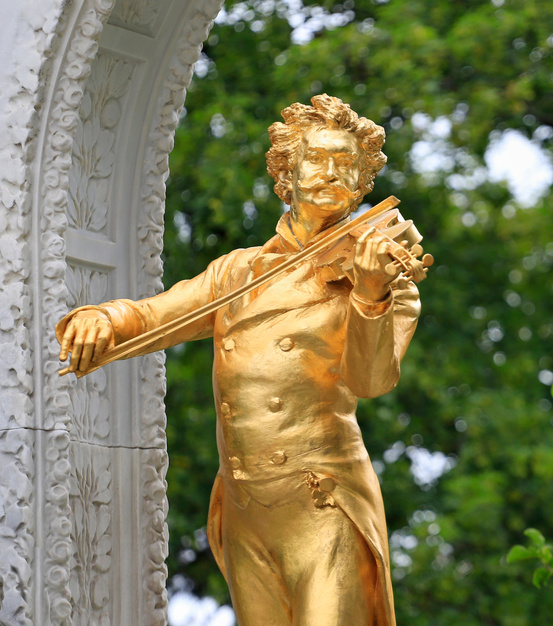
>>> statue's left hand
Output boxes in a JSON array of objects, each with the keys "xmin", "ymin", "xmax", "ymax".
[{"xmin": 352, "ymin": 228, "xmax": 400, "ymax": 302}]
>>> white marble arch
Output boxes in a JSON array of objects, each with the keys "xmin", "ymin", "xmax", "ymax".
[{"xmin": 0, "ymin": 0, "xmax": 223, "ymax": 624}]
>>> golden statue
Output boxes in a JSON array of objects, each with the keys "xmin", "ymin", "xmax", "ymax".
[{"xmin": 57, "ymin": 95, "xmax": 431, "ymax": 626}]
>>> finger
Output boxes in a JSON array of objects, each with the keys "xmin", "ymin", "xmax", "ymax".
[
  {"xmin": 375, "ymin": 240, "xmax": 393, "ymax": 266},
  {"xmin": 69, "ymin": 323, "xmax": 89, "ymax": 372},
  {"xmin": 356, "ymin": 227, "xmax": 376, "ymax": 246},
  {"xmin": 78, "ymin": 324, "xmax": 101, "ymax": 373},
  {"xmin": 59, "ymin": 323, "xmax": 77, "ymax": 362},
  {"xmin": 93, "ymin": 326, "xmax": 113, "ymax": 363},
  {"xmin": 357, "ymin": 238, "xmax": 389, "ymax": 272}
]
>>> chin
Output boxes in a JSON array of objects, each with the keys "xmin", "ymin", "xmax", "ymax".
[{"xmin": 311, "ymin": 200, "xmax": 352, "ymax": 215}]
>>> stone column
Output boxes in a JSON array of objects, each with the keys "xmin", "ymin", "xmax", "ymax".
[{"xmin": 0, "ymin": 0, "xmax": 223, "ymax": 623}]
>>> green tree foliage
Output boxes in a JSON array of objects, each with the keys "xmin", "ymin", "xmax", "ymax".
[
  {"xmin": 507, "ymin": 528, "xmax": 553, "ymax": 589},
  {"xmin": 163, "ymin": 0, "xmax": 553, "ymax": 622}
]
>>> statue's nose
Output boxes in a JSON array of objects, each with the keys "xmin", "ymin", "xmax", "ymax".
[{"xmin": 324, "ymin": 159, "xmax": 339, "ymax": 182}]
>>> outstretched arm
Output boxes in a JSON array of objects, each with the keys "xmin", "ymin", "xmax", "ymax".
[{"xmin": 56, "ymin": 249, "xmax": 245, "ymax": 374}]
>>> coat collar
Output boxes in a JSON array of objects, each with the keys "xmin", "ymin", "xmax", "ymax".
[
  {"xmin": 248, "ymin": 211, "xmax": 352, "ymax": 275},
  {"xmin": 274, "ymin": 211, "xmax": 352, "ymax": 252}
]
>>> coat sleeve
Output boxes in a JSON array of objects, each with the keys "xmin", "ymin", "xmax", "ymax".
[
  {"xmin": 56, "ymin": 249, "xmax": 247, "ymax": 357},
  {"xmin": 340, "ymin": 281, "xmax": 421, "ymax": 399}
]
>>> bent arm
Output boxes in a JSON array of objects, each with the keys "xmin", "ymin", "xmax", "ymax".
[{"xmin": 340, "ymin": 281, "xmax": 421, "ymax": 399}]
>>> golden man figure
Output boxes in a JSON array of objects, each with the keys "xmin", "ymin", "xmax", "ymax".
[{"xmin": 57, "ymin": 95, "xmax": 424, "ymax": 626}]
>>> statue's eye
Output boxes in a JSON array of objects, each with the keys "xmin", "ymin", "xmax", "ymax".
[
  {"xmin": 337, "ymin": 157, "xmax": 355, "ymax": 168},
  {"xmin": 307, "ymin": 153, "xmax": 323, "ymax": 164}
]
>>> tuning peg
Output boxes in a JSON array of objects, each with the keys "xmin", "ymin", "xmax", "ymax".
[
  {"xmin": 385, "ymin": 260, "xmax": 402, "ymax": 276},
  {"xmin": 396, "ymin": 276, "xmax": 409, "ymax": 289},
  {"xmin": 411, "ymin": 243, "xmax": 423, "ymax": 257}
]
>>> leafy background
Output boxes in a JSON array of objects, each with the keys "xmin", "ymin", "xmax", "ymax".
[{"xmin": 162, "ymin": 0, "xmax": 553, "ymax": 623}]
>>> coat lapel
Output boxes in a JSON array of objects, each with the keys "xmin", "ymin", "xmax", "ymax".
[{"xmin": 226, "ymin": 260, "xmax": 334, "ymax": 332}]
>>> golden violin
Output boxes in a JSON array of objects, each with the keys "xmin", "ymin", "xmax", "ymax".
[{"xmin": 316, "ymin": 201, "xmax": 434, "ymax": 288}]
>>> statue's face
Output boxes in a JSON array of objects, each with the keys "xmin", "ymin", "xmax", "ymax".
[{"xmin": 291, "ymin": 127, "xmax": 361, "ymax": 223}]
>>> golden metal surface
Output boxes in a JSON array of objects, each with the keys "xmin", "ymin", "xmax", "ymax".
[{"xmin": 56, "ymin": 95, "xmax": 427, "ymax": 625}]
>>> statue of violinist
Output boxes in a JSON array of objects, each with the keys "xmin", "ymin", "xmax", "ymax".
[{"xmin": 57, "ymin": 95, "xmax": 431, "ymax": 626}]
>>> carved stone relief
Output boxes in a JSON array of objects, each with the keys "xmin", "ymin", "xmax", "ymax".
[
  {"xmin": 140, "ymin": 447, "xmax": 169, "ymax": 626},
  {"xmin": 137, "ymin": 0, "xmax": 226, "ymax": 447},
  {"xmin": 66, "ymin": 263, "xmax": 109, "ymax": 309},
  {"xmin": 68, "ymin": 52, "xmax": 135, "ymax": 237},
  {"xmin": 0, "ymin": 428, "xmax": 35, "ymax": 626},
  {"xmin": 43, "ymin": 429, "xmax": 74, "ymax": 626},
  {"xmin": 65, "ymin": 264, "xmax": 111, "ymax": 445},
  {"xmin": 109, "ymin": 0, "xmax": 171, "ymax": 35},
  {"xmin": 69, "ymin": 442, "xmax": 113, "ymax": 625},
  {"xmin": 39, "ymin": 2, "xmax": 118, "ymax": 623}
]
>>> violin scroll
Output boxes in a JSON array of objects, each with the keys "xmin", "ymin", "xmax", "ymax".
[{"xmin": 385, "ymin": 240, "xmax": 434, "ymax": 289}]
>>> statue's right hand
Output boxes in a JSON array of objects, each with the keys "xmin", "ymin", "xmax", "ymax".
[{"xmin": 58, "ymin": 310, "xmax": 115, "ymax": 373}]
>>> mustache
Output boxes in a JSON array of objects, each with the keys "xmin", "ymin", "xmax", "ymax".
[{"xmin": 297, "ymin": 178, "xmax": 361, "ymax": 200}]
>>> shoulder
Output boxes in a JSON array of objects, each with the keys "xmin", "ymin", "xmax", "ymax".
[
  {"xmin": 206, "ymin": 246, "xmax": 262, "ymax": 293},
  {"xmin": 209, "ymin": 245, "xmax": 262, "ymax": 273}
]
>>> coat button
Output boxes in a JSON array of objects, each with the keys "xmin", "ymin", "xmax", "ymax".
[
  {"xmin": 319, "ymin": 477, "xmax": 336, "ymax": 492},
  {"xmin": 278, "ymin": 337, "xmax": 294, "ymax": 352},
  {"xmin": 229, "ymin": 456, "xmax": 241, "ymax": 469},
  {"xmin": 220, "ymin": 402, "xmax": 231, "ymax": 417},
  {"xmin": 223, "ymin": 338, "xmax": 235, "ymax": 351},
  {"xmin": 270, "ymin": 451, "xmax": 287, "ymax": 465},
  {"xmin": 268, "ymin": 397, "xmax": 282, "ymax": 412}
]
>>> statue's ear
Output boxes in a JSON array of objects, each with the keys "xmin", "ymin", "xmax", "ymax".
[{"xmin": 277, "ymin": 169, "xmax": 292, "ymax": 193}]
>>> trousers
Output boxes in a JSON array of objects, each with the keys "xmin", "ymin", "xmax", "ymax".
[{"xmin": 221, "ymin": 472, "xmax": 378, "ymax": 626}]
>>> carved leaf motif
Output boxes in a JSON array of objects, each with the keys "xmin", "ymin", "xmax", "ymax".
[
  {"xmin": 70, "ymin": 372, "xmax": 110, "ymax": 445},
  {"xmin": 110, "ymin": 0, "xmax": 167, "ymax": 30},
  {"xmin": 65, "ymin": 264, "xmax": 111, "ymax": 445},
  {"xmin": 68, "ymin": 53, "xmax": 134, "ymax": 234},
  {"xmin": 95, "ymin": 470, "xmax": 111, "ymax": 499},
  {"xmin": 66, "ymin": 265, "xmax": 109, "ymax": 309},
  {"xmin": 96, "ymin": 511, "xmax": 111, "ymax": 543},
  {"xmin": 91, "ymin": 577, "xmax": 110, "ymax": 610},
  {"xmin": 69, "ymin": 444, "xmax": 112, "ymax": 621}
]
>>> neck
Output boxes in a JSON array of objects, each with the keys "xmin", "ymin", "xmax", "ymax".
[{"xmin": 290, "ymin": 204, "xmax": 351, "ymax": 247}]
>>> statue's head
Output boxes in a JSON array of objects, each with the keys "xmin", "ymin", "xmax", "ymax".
[{"xmin": 266, "ymin": 94, "xmax": 387, "ymax": 215}]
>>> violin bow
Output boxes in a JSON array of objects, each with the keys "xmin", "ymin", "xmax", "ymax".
[{"xmin": 59, "ymin": 195, "xmax": 405, "ymax": 378}]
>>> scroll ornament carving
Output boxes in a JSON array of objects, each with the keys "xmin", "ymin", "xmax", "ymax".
[
  {"xmin": 0, "ymin": 0, "xmax": 65, "ymax": 445},
  {"xmin": 0, "ymin": 0, "xmax": 72, "ymax": 622},
  {"xmin": 0, "ymin": 430, "xmax": 35, "ymax": 626},
  {"xmin": 39, "ymin": 1, "xmax": 117, "ymax": 623},
  {"xmin": 141, "ymin": 448, "xmax": 169, "ymax": 626},
  {"xmin": 43, "ymin": 430, "xmax": 73, "ymax": 626},
  {"xmin": 68, "ymin": 52, "xmax": 135, "ymax": 235},
  {"xmin": 69, "ymin": 444, "xmax": 113, "ymax": 624}
]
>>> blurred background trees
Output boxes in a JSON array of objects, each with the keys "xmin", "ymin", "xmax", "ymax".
[{"xmin": 162, "ymin": 0, "xmax": 553, "ymax": 623}]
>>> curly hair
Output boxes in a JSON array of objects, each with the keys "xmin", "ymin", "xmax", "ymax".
[{"xmin": 266, "ymin": 94, "xmax": 387, "ymax": 206}]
